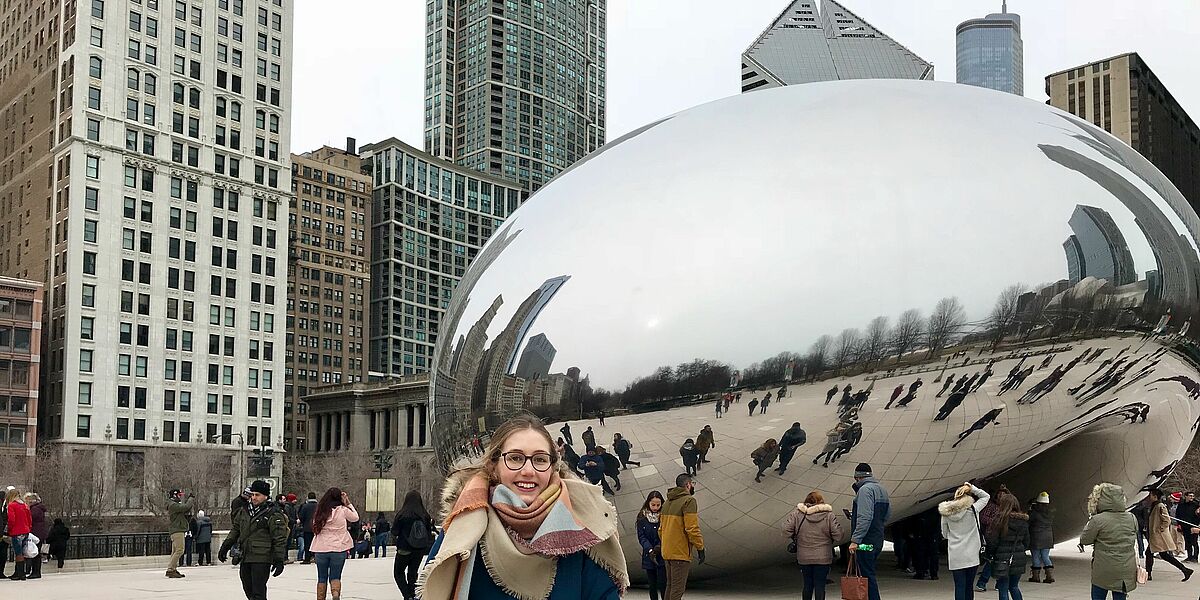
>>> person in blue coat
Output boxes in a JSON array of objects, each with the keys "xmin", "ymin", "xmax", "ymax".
[
  {"xmin": 636, "ymin": 491, "xmax": 668, "ymax": 600},
  {"xmin": 420, "ymin": 415, "xmax": 629, "ymax": 600}
]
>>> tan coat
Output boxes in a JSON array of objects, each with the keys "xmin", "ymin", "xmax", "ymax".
[
  {"xmin": 783, "ymin": 503, "xmax": 843, "ymax": 565},
  {"xmin": 1148, "ymin": 501, "xmax": 1177, "ymax": 553}
]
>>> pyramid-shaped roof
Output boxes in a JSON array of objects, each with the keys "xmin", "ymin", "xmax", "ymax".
[{"xmin": 743, "ymin": 0, "xmax": 933, "ymax": 88}]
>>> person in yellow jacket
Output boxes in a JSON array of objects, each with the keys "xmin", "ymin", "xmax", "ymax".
[{"xmin": 660, "ymin": 474, "xmax": 705, "ymax": 600}]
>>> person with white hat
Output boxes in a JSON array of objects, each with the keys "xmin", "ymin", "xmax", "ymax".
[{"xmin": 1028, "ymin": 492, "xmax": 1056, "ymax": 583}]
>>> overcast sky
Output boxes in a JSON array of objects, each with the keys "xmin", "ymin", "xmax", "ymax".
[{"xmin": 292, "ymin": 0, "xmax": 1200, "ymax": 154}]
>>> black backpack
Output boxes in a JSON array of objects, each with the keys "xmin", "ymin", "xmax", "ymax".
[{"xmin": 406, "ymin": 519, "xmax": 433, "ymax": 549}]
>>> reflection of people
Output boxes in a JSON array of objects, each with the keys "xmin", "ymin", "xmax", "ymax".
[
  {"xmin": 760, "ymin": 393, "xmax": 772, "ymax": 414},
  {"xmin": 747, "ymin": 398, "xmax": 759, "ymax": 416},
  {"xmin": 597, "ymin": 446, "xmax": 622, "ymax": 492},
  {"xmin": 895, "ymin": 379, "xmax": 923, "ymax": 408},
  {"xmin": 420, "ymin": 416, "xmax": 628, "ymax": 599},
  {"xmin": 558, "ymin": 438, "xmax": 582, "ymax": 475},
  {"xmin": 830, "ymin": 423, "xmax": 862, "ymax": 463},
  {"xmin": 679, "ymin": 439, "xmax": 699, "ymax": 477},
  {"xmin": 1080, "ymin": 483, "xmax": 1139, "ymax": 600},
  {"xmin": 751, "ymin": 439, "xmax": 779, "ymax": 483},
  {"xmin": 695, "ymin": 426, "xmax": 715, "ymax": 466},
  {"xmin": 784, "ymin": 491, "xmax": 843, "ymax": 600},
  {"xmin": 849, "ymin": 464, "xmax": 890, "ymax": 600},
  {"xmin": 933, "ymin": 390, "xmax": 968, "ymax": 421},
  {"xmin": 598, "ymin": 410, "xmax": 606, "ymax": 426},
  {"xmin": 582, "ymin": 426, "xmax": 596, "ymax": 451},
  {"xmin": 826, "ymin": 385, "xmax": 839, "ymax": 405},
  {"xmin": 714, "ymin": 397, "xmax": 723, "ymax": 418},
  {"xmin": 613, "ymin": 434, "xmax": 640, "ymax": 469},
  {"xmin": 888, "ymin": 384, "xmax": 905, "ymax": 407},
  {"xmin": 661, "ymin": 474, "xmax": 704, "ymax": 600},
  {"xmin": 935, "ymin": 376, "xmax": 955, "ymax": 398},
  {"xmin": 580, "ymin": 449, "xmax": 613, "ymax": 495},
  {"xmin": 775, "ymin": 423, "xmax": 807, "ymax": 475},
  {"xmin": 559, "ymin": 423, "xmax": 573, "ymax": 446},
  {"xmin": 952, "ymin": 406, "xmax": 1004, "ymax": 448},
  {"xmin": 813, "ymin": 425, "xmax": 845, "ymax": 468}
]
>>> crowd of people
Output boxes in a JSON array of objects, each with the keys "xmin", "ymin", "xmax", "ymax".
[{"xmin": 0, "ymin": 486, "xmax": 69, "ymax": 580}]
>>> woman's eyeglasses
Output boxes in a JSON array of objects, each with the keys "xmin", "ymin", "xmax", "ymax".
[{"xmin": 501, "ymin": 451, "xmax": 553, "ymax": 472}]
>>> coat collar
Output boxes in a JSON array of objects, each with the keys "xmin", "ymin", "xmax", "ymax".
[
  {"xmin": 797, "ymin": 503, "xmax": 833, "ymax": 515},
  {"xmin": 938, "ymin": 495, "xmax": 975, "ymax": 517}
]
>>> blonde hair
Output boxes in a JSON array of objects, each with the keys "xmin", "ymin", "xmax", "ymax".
[
  {"xmin": 23, "ymin": 492, "xmax": 39, "ymax": 504},
  {"xmin": 954, "ymin": 484, "xmax": 973, "ymax": 500},
  {"xmin": 4, "ymin": 489, "xmax": 22, "ymax": 504}
]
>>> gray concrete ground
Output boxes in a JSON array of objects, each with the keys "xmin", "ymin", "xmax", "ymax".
[{"xmin": 12, "ymin": 544, "xmax": 1199, "ymax": 599}]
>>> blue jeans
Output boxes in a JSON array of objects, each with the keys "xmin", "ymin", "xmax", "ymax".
[
  {"xmin": 996, "ymin": 576, "xmax": 1023, "ymax": 600},
  {"xmin": 952, "ymin": 566, "xmax": 978, "ymax": 600},
  {"xmin": 296, "ymin": 532, "xmax": 306, "ymax": 561},
  {"xmin": 1091, "ymin": 584, "xmax": 1127, "ymax": 600},
  {"xmin": 855, "ymin": 547, "xmax": 882, "ymax": 600},
  {"xmin": 799, "ymin": 563, "xmax": 831, "ymax": 600},
  {"xmin": 374, "ymin": 532, "xmax": 389, "ymax": 557},
  {"xmin": 314, "ymin": 551, "xmax": 347, "ymax": 583},
  {"xmin": 1030, "ymin": 548, "xmax": 1051, "ymax": 568},
  {"xmin": 976, "ymin": 561, "xmax": 992, "ymax": 587}
]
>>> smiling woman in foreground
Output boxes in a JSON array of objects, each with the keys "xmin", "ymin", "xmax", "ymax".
[{"xmin": 418, "ymin": 414, "xmax": 629, "ymax": 600}]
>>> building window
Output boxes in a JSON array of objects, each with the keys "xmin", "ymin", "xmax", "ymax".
[
  {"xmin": 77, "ymin": 415, "xmax": 91, "ymax": 438},
  {"xmin": 78, "ymin": 382, "xmax": 93, "ymax": 405}
]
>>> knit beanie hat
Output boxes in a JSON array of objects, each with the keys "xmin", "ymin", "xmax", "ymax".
[
  {"xmin": 1037, "ymin": 492, "xmax": 1050, "ymax": 504},
  {"xmin": 854, "ymin": 463, "xmax": 872, "ymax": 478}
]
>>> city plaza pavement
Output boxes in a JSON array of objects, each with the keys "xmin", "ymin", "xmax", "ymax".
[{"xmin": 17, "ymin": 543, "xmax": 1200, "ymax": 599}]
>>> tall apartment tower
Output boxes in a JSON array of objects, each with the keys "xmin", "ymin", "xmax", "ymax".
[
  {"xmin": 1046, "ymin": 53, "xmax": 1200, "ymax": 217},
  {"xmin": 0, "ymin": 278, "xmax": 44, "ymax": 475},
  {"xmin": 285, "ymin": 143, "xmax": 371, "ymax": 451},
  {"xmin": 741, "ymin": 0, "xmax": 933, "ymax": 93},
  {"xmin": 955, "ymin": 2, "xmax": 1023, "ymax": 95},
  {"xmin": 423, "ymin": 0, "xmax": 607, "ymax": 192},
  {"xmin": 360, "ymin": 138, "xmax": 525, "ymax": 377},
  {"xmin": 1, "ymin": 0, "xmax": 293, "ymax": 502}
]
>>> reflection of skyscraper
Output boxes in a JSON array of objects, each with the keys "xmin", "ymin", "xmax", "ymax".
[
  {"xmin": 740, "ymin": 0, "xmax": 933, "ymax": 93},
  {"xmin": 1064, "ymin": 205, "xmax": 1135, "ymax": 285},
  {"xmin": 515, "ymin": 334, "xmax": 557, "ymax": 380},
  {"xmin": 955, "ymin": 3, "xmax": 1023, "ymax": 95},
  {"xmin": 506, "ymin": 276, "xmax": 571, "ymax": 373}
]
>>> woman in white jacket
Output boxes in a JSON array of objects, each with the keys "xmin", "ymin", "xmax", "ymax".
[{"xmin": 940, "ymin": 482, "xmax": 991, "ymax": 600}]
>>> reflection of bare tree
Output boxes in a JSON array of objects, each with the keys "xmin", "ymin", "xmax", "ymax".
[
  {"xmin": 833, "ymin": 328, "xmax": 862, "ymax": 374},
  {"xmin": 807, "ymin": 334, "xmax": 833, "ymax": 376},
  {"xmin": 860, "ymin": 316, "xmax": 891, "ymax": 369},
  {"xmin": 926, "ymin": 297, "xmax": 967, "ymax": 357},
  {"xmin": 891, "ymin": 309, "xmax": 925, "ymax": 360},
  {"xmin": 988, "ymin": 284, "xmax": 1028, "ymax": 350}
]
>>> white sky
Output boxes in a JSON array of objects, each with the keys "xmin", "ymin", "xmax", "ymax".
[{"xmin": 292, "ymin": 0, "xmax": 1200, "ymax": 154}]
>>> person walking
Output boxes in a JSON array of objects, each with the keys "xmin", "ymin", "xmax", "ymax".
[
  {"xmin": 166, "ymin": 488, "xmax": 196, "ymax": 578},
  {"xmin": 661, "ymin": 474, "xmax": 705, "ymax": 600},
  {"xmin": 984, "ymin": 494, "xmax": 1030, "ymax": 600},
  {"xmin": 751, "ymin": 439, "xmax": 780, "ymax": 483},
  {"xmin": 636, "ymin": 491, "xmax": 668, "ymax": 600},
  {"xmin": 558, "ymin": 438, "xmax": 583, "ymax": 476},
  {"xmin": 813, "ymin": 424, "xmax": 846, "ymax": 468},
  {"xmin": 614, "ymin": 433, "xmax": 641, "ymax": 469},
  {"xmin": 679, "ymin": 439, "xmax": 700, "ymax": 477},
  {"xmin": 1028, "ymin": 492, "xmax": 1055, "ymax": 583},
  {"xmin": 391, "ymin": 490, "xmax": 435, "ymax": 600},
  {"xmin": 195, "ymin": 510, "xmax": 214, "ymax": 566},
  {"xmin": 25, "ymin": 492, "xmax": 46, "ymax": 579},
  {"xmin": 888, "ymin": 384, "xmax": 905, "ymax": 408},
  {"xmin": 308, "ymin": 488, "xmax": 359, "ymax": 599},
  {"xmin": 826, "ymin": 385, "xmax": 839, "ymax": 405},
  {"xmin": 373, "ymin": 513, "xmax": 391, "ymax": 558},
  {"xmin": 46, "ymin": 518, "xmax": 70, "ymax": 569},
  {"xmin": 784, "ymin": 491, "xmax": 843, "ymax": 600},
  {"xmin": 747, "ymin": 398, "xmax": 760, "ymax": 416},
  {"xmin": 420, "ymin": 415, "xmax": 628, "ymax": 600},
  {"xmin": 598, "ymin": 446, "xmax": 623, "ymax": 492},
  {"xmin": 714, "ymin": 397, "xmax": 723, "ymax": 419},
  {"xmin": 581, "ymin": 447, "xmax": 614, "ymax": 495},
  {"xmin": 940, "ymin": 482, "xmax": 991, "ymax": 600},
  {"xmin": 218, "ymin": 479, "xmax": 290, "ymax": 600},
  {"xmin": 1146, "ymin": 487, "xmax": 1194, "ymax": 581},
  {"xmin": 695, "ymin": 426, "xmax": 715, "ymax": 467},
  {"xmin": 1080, "ymin": 482, "xmax": 1139, "ymax": 600},
  {"xmin": 775, "ymin": 422, "xmax": 807, "ymax": 475},
  {"xmin": 760, "ymin": 393, "xmax": 772, "ymax": 414},
  {"xmin": 582, "ymin": 426, "xmax": 597, "ymax": 452},
  {"xmin": 559, "ymin": 422, "xmax": 573, "ymax": 446},
  {"xmin": 849, "ymin": 463, "xmax": 890, "ymax": 600},
  {"xmin": 5, "ymin": 488, "xmax": 31, "ymax": 581},
  {"xmin": 937, "ymin": 374, "xmax": 957, "ymax": 397},
  {"xmin": 298, "ymin": 491, "xmax": 319, "ymax": 564}
]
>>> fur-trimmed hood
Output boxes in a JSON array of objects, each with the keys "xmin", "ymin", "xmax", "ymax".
[
  {"xmin": 939, "ymin": 495, "xmax": 976, "ymax": 517},
  {"xmin": 796, "ymin": 503, "xmax": 833, "ymax": 515}
]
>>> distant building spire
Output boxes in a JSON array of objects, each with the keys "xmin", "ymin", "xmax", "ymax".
[{"xmin": 1002, "ymin": 1, "xmax": 1007, "ymax": 13}]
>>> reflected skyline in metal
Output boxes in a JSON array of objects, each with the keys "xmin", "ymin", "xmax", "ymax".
[{"xmin": 429, "ymin": 80, "xmax": 1200, "ymax": 578}]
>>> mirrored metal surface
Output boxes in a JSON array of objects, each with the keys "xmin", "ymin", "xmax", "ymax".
[{"xmin": 430, "ymin": 80, "xmax": 1200, "ymax": 579}]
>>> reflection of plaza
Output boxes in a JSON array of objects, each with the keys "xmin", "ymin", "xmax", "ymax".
[{"xmin": 545, "ymin": 336, "xmax": 1197, "ymax": 580}]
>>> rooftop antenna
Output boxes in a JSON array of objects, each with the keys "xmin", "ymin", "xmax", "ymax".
[{"xmin": 1002, "ymin": 1, "xmax": 1007, "ymax": 12}]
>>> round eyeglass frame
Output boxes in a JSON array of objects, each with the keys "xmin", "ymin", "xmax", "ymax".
[{"xmin": 500, "ymin": 451, "xmax": 554, "ymax": 472}]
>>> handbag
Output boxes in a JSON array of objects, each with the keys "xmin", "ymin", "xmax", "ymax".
[
  {"xmin": 1136, "ymin": 557, "xmax": 1149, "ymax": 584},
  {"xmin": 840, "ymin": 553, "xmax": 869, "ymax": 600},
  {"xmin": 787, "ymin": 513, "xmax": 806, "ymax": 554}
]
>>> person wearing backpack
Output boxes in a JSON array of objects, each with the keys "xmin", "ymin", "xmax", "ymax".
[{"xmin": 392, "ymin": 490, "xmax": 435, "ymax": 600}]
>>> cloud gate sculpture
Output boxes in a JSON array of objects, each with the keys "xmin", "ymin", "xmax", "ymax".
[{"xmin": 428, "ymin": 80, "xmax": 1200, "ymax": 579}]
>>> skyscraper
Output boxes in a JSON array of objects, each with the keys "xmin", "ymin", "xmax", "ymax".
[
  {"xmin": 1063, "ymin": 205, "xmax": 1136, "ymax": 285},
  {"xmin": 1046, "ymin": 53, "xmax": 1200, "ymax": 218},
  {"xmin": 360, "ymin": 138, "xmax": 526, "ymax": 378},
  {"xmin": 424, "ymin": 0, "xmax": 607, "ymax": 192},
  {"xmin": 956, "ymin": 2, "xmax": 1023, "ymax": 95},
  {"xmin": 740, "ymin": 0, "xmax": 933, "ymax": 93},
  {"xmin": 0, "ymin": 0, "xmax": 292, "ymax": 497}
]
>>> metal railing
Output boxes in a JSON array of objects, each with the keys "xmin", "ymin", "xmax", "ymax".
[{"xmin": 64, "ymin": 532, "xmax": 173, "ymax": 560}]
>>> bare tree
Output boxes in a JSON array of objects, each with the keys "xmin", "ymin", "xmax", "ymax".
[
  {"xmin": 860, "ymin": 316, "xmax": 891, "ymax": 368},
  {"xmin": 32, "ymin": 445, "xmax": 112, "ymax": 532},
  {"xmin": 833, "ymin": 328, "xmax": 862, "ymax": 373},
  {"xmin": 926, "ymin": 296, "xmax": 967, "ymax": 357},
  {"xmin": 890, "ymin": 309, "xmax": 925, "ymax": 360},
  {"xmin": 283, "ymin": 450, "xmax": 443, "ymax": 518},
  {"xmin": 143, "ymin": 447, "xmax": 237, "ymax": 528},
  {"xmin": 988, "ymin": 284, "xmax": 1028, "ymax": 350}
]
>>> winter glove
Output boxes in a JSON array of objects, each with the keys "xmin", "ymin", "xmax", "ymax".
[
  {"xmin": 272, "ymin": 562, "xmax": 285, "ymax": 577},
  {"xmin": 218, "ymin": 549, "xmax": 229, "ymax": 563},
  {"xmin": 652, "ymin": 545, "xmax": 661, "ymax": 557},
  {"xmin": 697, "ymin": 549, "xmax": 706, "ymax": 564}
]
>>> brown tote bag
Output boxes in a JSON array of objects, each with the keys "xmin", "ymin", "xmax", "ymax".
[{"xmin": 841, "ymin": 553, "xmax": 869, "ymax": 600}]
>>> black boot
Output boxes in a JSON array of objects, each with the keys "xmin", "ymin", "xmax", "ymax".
[{"xmin": 27, "ymin": 558, "xmax": 40, "ymax": 579}]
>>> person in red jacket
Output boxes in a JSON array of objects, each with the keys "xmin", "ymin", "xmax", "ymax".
[{"xmin": 6, "ymin": 488, "xmax": 32, "ymax": 581}]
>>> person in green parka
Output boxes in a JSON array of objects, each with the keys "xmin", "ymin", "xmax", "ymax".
[{"xmin": 1080, "ymin": 483, "xmax": 1138, "ymax": 600}]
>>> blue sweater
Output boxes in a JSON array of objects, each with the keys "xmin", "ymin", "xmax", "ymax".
[{"xmin": 426, "ymin": 533, "xmax": 620, "ymax": 600}]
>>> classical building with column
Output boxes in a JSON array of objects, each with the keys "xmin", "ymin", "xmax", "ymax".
[{"xmin": 303, "ymin": 375, "xmax": 430, "ymax": 453}]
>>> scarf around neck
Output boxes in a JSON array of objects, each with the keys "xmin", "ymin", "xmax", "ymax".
[{"xmin": 641, "ymin": 510, "xmax": 660, "ymax": 524}]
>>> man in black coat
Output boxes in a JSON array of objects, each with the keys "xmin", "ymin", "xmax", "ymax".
[
  {"xmin": 296, "ymin": 492, "xmax": 318, "ymax": 564},
  {"xmin": 597, "ymin": 446, "xmax": 622, "ymax": 491},
  {"xmin": 774, "ymin": 422, "xmax": 807, "ymax": 475},
  {"xmin": 1179, "ymin": 492, "xmax": 1200, "ymax": 561}
]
